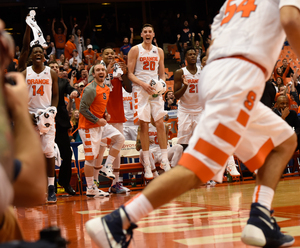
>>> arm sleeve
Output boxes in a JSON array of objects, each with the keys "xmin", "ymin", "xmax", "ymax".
[
  {"xmin": 280, "ymin": 0, "xmax": 300, "ymax": 9},
  {"xmin": 79, "ymin": 85, "xmax": 99, "ymax": 124}
]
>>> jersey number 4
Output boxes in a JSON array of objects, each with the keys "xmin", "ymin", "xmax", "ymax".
[
  {"xmin": 221, "ymin": 0, "xmax": 257, "ymax": 26},
  {"xmin": 32, "ymin": 85, "xmax": 44, "ymax": 96}
]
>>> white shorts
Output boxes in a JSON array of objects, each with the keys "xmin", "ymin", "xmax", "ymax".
[
  {"xmin": 132, "ymin": 84, "xmax": 167, "ymax": 124},
  {"xmin": 79, "ymin": 124, "xmax": 121, "ymax": 161},
  {"xmin": 123, "ymin": 123, "xmax": 138, "ymax": 141},
  {"xmin": 38, "ymin": 124, "xmax": 55, "ymax": 158},
  {"xmin": 177, "ymin": 111, "xmax": 201, "ymax": 144},
  {"xmin": 178, "ymin": 58, "xmax": 294, "ymax": 183}
]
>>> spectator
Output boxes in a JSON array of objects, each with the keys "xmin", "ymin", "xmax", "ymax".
[
  {"xmin": 260, "ymin": 79, "xmax": 277, "ymax": 108},
  {"xmin": 72, "ymin": 23, "xmax": 86, "ymax": 60},
  {"xmin": 15, "ymin": 45, "xmax": 20, "ymax": 59},
  {"xmin": 274, "ymin": 59, "xmax": 292, "ymax": 84},
  {"xmin": 83, "ymin": 44, "xmax": 95, "ymax": 65},
  {"xmin": 179, "ymin": 20, "xmax": 192, "ymax": 43},
  {"xmin": 57, "ymin": 53, "xmax": 65, "ymax": 68},
  {"xmin": 176, "ymin": 34, "xmax": 189, "ymax": 65},
  {"xmin": 273, "ymin": 95, "xmax": 300, "ymax": 150},
  {"xmin": 77, "ymin": 69, "xmax": 88, "ymax": 85},
  {"xmin": 64, "ymin": 35, "xmax": 77, "ymax": 60},
  {"xmin": 69, "ymin": 49, "xmax": 82, "ymax": 67},
  {"xmin": 164, "ymin": 91, "xmax": 178, "ymax": 110},
  {"xmin": 281, "ymin": 58, "xmax": 294, "ymax": 78},
  {"xmin": 52, "ymin": 18, "xmax": 67, "ymax": 59},
  {"xmin": 69, "ymin": 109, "xmax": 81, "ymax": 142},
  {"xmin": 49, "ymin": 61, "xmax": 78, "ymax": 196},
  {"xmin": 192, "ymin": 32, "xmax": 203, "ymax": 53},
  {"xmin": 44, "ymin": 35, "xmax": 52, "ymax": 55},
  {"xmin": 120, "ymin": 28, "xmax": 133, "ymax": 60}
]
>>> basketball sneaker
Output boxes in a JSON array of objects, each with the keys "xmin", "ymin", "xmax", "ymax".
[
  {"xmin": 85, "ymin": 205, "xmax": 137, "ymax": 248},
  {"xmin": 241, "ymin": 203, "xmax": 294, "ymax": 247},
  {"xmin": 47, "ymin": 185, "xmax": 57, "ymax": 203},
  {"xmin": 118, "ymin": 183, "xmax": 131, "ymax": 192},
  {"xmin": 226, "ymin": 163, "xmax": 240, "ymax": 176},
  {"xmin": 160, "ymin": 161, "xmax": 171, "ymax": 172},
  {"xmin": 100, "ymin": 164, "xmax": 115, "ymax": 179},
  {"xmin": 144, "ymin": 165, "xmax": 153, "ymax": 180},
  {"xmin": 110, "ymin": 182, "xmax": 127, "ymax": 194},
  {"xmin": 86, "ymin": 184, "xmax": 109, "ymax": 198}
]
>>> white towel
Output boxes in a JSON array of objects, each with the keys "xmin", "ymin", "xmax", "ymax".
[
  {"xmin": 54, "ymin": 143, "xmax": 61, "ymax": 167},
  {"xmin": 100, "ymin": 60, "xmax": 123, "ymax": 91},
  {"xmin": 35, "ymin": 106, "xmax": 57, "ymax": 135},
  {"xmin": 26, "ymin": 10, "xmax": 47, "ymax": 48}
]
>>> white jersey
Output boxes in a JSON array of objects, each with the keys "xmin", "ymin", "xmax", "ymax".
[
  {"xmin": 26, "ymin": 66, "xmax": 52, "ymax": 113},
  {"xmin": 178, "ymin": 66, "xmax": 202, "ymax": 113},
  {"xmin": 208, "ymin": 0, "xmax": 296, "ymax": 80},
  {"xmin": 134, "ymin": 44, "xmax": 160, "ymax": 84},
  {"xmin": 122, "ymin": 88, "xmax": 134, "ymax": 123}
]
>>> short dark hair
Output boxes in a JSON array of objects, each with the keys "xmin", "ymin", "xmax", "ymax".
[
  {"xmin": 29, "ymin": 44, "xmax": 44, "ymax": 56},
  {"xmin": 102, "ymin": 46, "xmax": 114, "ymax": 53},
  {"xmin": 200, "ymin": 52, "xmax": 206, "ymax": 62},
  {"xmin": 164, "ymin": 90, "xmax": 173, "ymax": 100},
  {"xmin": 142, "ymin": 24, "xmax": 154, "ymax": 32},
  {"xmin": 277, "ymin": 77, "xmax": 284, "ymax": 85},
  {"xmin": 184, "ymin": 46, "xmax": 196, "ymax": 58},
  {"xmin": 69, "ymin": 34, "xmax": 74, "ymax": 40}
]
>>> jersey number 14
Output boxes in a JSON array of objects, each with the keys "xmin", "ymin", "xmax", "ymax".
[
  {"xmin": 32, "ymin": 85, "xmax": 44, "ymax": 96},
  {"xmin": 221, "ymin": 0, "xmax": 257, "ymax": 26}
]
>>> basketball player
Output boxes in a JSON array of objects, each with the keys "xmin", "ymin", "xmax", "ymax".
[
  {"xmin": 127, "ymin": 24, "xmax": 171, "ymax": 180},
  {"xmin": 78, "ymin": 63, "xmax": 125, "ymax": 197},
  {"xmin": 122, "ymin": 88, "xmax": 138, "ymax": 141},
  {"xmin": 137, "ymin": 118, "xmax": 183, "ymax": 176},
  {"xmin": 174, "ymin": 47, "xmax": 202, "ymax": 151},
  {"xmin": 86, "ymin": 1, "xmax": 300, "ymax": 247},
  {"xmin": 22, "ymin": 44, "xmax": 59, "ymax": 203}
]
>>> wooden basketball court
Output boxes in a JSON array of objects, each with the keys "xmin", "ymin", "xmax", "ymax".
[{"xmin": 15, "ymin": 177, "xmax": 300, "ymax": 248}]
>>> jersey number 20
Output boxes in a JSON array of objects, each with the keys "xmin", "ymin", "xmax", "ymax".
[{"xmin": 221, "ymin": 0, "xmax": 257, "ymax": 26}]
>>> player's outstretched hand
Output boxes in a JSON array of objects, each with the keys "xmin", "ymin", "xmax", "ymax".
[
  {"xmin": 182, "ymin": 75, "xmax": 188, "ymax": 86},
  {"xmin": 104, "ymin": 113, "xmax": 111, "ymax": 122}
]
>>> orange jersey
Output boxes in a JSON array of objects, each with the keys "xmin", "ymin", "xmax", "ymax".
[
  {"xmin": 83, "ymin": 50, "xmax": 95, "ymax": 64},
  {"xmin": 79, "ymin": 81, "xmax": 110, "ymax": 129},
  {"xmin": 54, "ymin": 34, "xmax": 66, "ymax": 49},
  {"xmin": 64, "ymin": 41, "xmax": 77, "ymax": 60}
]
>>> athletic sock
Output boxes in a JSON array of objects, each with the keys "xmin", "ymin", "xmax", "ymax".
[
  {"xmin": 161, "ymin": 149, "xmax": 168, "ymax": 163},
  {"xmin": 86, "ymin": 177, "xmax": 94, "ymax": 189},
  {"xmin": 48, "ymin": 177, "xmax": 55, "ymax": 186},
  {"xmin": 93, "ymin": 168, "xmax": 100, "ymax": 182},
  {"xmin": 124, "ymin": 193, "xmax": 154, "ymax": 223},
  {"xmin": 252, "ymin": 185, "xmax": 274, "ymax": 210},
  {"xmin": 143, "ymin": 151, "xmax": 151, "ymax": 166},
  {"xmin": 105, "ymin": 155, "xmax": 115, "ymax": 166},
  {"xmin": 153, "ymin": 171, "xmax": 159, "ymax": 178},
  {"xmin": 112, "ymin": 171, "xmax": 120, "ymax": 185}
]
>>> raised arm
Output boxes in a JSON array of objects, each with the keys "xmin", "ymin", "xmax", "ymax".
[
  {"xmin": 52, "ymin": 18, "xmax": 56, "ymax": 37},
  {"xmin": 61, "ymin": 18, "xmax": 67, "ymax": 36},
  {"xmin": 130, "ymin": 27, "xmax": 134, "ymax": 44},
  {"xmin": 17, "ymin": 23, "xmax": 31, "ymax": 72}
]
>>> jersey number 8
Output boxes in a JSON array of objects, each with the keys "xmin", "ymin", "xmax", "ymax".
[{"xmin": 221, "ymin": 0, "xmax": 257, "ymax": 26}]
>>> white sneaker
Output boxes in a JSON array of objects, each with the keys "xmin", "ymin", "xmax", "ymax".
[
  {"xmin": 160, "ymin": 161, "xmax": 171, "ymax": 172},
  {"xmin": 86, "ymin": 184, "xmax": 109, "ymax": 197},
  {"xmin": 100, "ymin": 164, "xmax": 115, "ymax": 179},
  {"xmin": 144, "ymin": 165, "xmax": 153, "ymax": 180},
  {"xmin": 227, "ymin": 164, "xmax": 240, "ymax": 176},
  {"xmin": 206, "ymin": 180, "xmax": 216, "ymax": 187}
]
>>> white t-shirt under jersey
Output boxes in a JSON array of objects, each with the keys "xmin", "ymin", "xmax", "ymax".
[
  {"xmin": 178, "ymin": 66, "xmax": 202, "ymax": 114},
  {"xmin": 26, "ymin": 66, "xmax": 52, "ymax": 114},
  {"xmin": 134, "ymin": 44, "xmax": 160, "ymax": 84}
]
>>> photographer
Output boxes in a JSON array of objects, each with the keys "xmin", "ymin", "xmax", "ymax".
[{"xmin": 0, "ymin": 20, "xmax": 46, "ymax": 242}]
